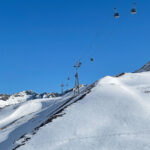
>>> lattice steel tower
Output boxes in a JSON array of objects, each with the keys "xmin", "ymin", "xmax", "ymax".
[{"xmin": 74, "ymin": 61, "xmax": 82, "ymax": 95}]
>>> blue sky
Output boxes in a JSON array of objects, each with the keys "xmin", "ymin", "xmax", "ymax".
[{"xmin": 0, "ymin": 0, "xmax": 149, "ymax": 94}]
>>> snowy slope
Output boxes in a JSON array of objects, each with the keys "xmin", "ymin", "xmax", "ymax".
[
  {"xmin": 17, "ymin": 71, "xmax": 150, "ymax": 150},
  {"xmin": 0, "ymin": 65, "xmax": 150, "ymax": 150},
  {"xmin": 0, "ymin": 85, "xmax": 93, "ymax": 150}
]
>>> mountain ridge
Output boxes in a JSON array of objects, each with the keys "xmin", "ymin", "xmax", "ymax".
[{"xmin": 134, "ymin": 61, "xmax": 150, "ymax": 73}]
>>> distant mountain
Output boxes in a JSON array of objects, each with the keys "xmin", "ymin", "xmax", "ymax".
[
  {"xmin": 134, "ymin": 61, "xmax": 150, "ymax": 73},
  {"xmin": 0, "ymin": 90, "xmax": 60, "ymax": 108},
  {"xmin": 0, "ymin": 90, "xmax": 60, "ymax": 101},
  {"xmin": 0, "ymin": 94, "xmax": 10, "ymax": 101}
]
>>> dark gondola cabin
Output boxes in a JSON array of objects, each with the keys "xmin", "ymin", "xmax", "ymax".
[
  {"xmin": 131, "ymin": 2, "xmax": 137, "ymax": 15},
  {"xmin": 114, "ymin": 8, "xmax": 120, "ymax": 19},
  {"xmin": 131, "ymin": 8, "xmax": 136, "ymax": 14},
  {"xmin": 114, "ymin": 12, "xmax": 120, "ymax": 18},
  {"xmin": 90, "ymin": 58, "xmax": 94, "ymax": 62}
]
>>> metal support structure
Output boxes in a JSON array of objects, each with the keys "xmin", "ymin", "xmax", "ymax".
[
  {"xmin": 66, "ymin": 77, "xmax": 70, "ymax": 90},
  {"xmin": 74, "ymin": 61, "xmax": 82, "ymax": 95},
  {"xmin": 60, "ymin": 83, "xmax": 64, "ymax": 95}
]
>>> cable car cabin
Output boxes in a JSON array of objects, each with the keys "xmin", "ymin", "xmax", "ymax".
[
  {"xmin": 90, "ymin": 58, "xmax": 94, "ymax": 62},
  {"xmin": 131, "ymin": 8, "xmax": 136, "ymax": 14},
  {"xmin": 114, "ymin": 12, "xmax": 120, "ymax": 19},
  {"xmin": 114, "ymin": 8, "xmax": 120, "ymax": 19},
  {"xmin": 131, "ymin": 2, "xmax": 136, "ymax": 15}
]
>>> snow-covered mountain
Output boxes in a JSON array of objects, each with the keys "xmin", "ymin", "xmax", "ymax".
[
  {"xmin": 0, "ymin": 62, "xmax": 150, "ymax": 150},
  {"xmin": 0, "ymin": 90, "xmax": 60, "ymax": 108},
  {"xmin": 135, "ymin": 61, "xmax": 150, "ymax": 73}
]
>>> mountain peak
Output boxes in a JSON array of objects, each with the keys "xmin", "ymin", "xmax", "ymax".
[
  {"xmin": 0, "ymin": 90, "xmax": 60, "ymax": 107},
  {"xmin": 135, "ymin": 61, "xmax": 150, "ymax": 73}
]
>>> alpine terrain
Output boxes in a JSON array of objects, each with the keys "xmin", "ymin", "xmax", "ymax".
[{"xmin": 0, "ymin": 62, "xmax": 150, "ymax": 150}]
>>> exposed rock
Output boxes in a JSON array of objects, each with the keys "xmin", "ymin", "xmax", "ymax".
[{"xmin": 135, "ymin": 61, "xmax": 150, "ymax": 73}]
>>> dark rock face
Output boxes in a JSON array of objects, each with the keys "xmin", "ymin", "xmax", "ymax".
[
  {"xmin": 135, "ymin": 61, "xmax": 150, "ymax": 73},
  {"xmin": 115, "ymin": 72, "xmax": 125, "ymax": 77},
  {"xmin": 0, "ymin": 94, "xmax": 10, "ymax": 101}
]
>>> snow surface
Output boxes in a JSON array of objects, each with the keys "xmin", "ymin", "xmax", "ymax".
[
  {"xmin": 0, "ymin": 90, "xmax": 59, "ymax": 108},
  {"xmin": 0, "ymin": 91, "xmax": 38, "ymax": 108},
  {"xmin": 1, "ymin": 71, "xmax": 150, "ymax": 150},
  {"xmin": 0, "ymin": 86, "xmax": 89, "ymax": 150},
  {"xmin": 17, "ymin": 71, "xmax": 150, "ymax": 150}
]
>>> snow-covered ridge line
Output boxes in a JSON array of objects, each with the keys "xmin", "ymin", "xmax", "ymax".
[
  {"xmin": 134, "ymin": 61, "xmax": 150, "ymax": 73},
  {"xmin": 0, "ymin": 90, "xmax": 62, "ymax": 108},
  {"xmin": 0, "ymin": 85, "xmax": 87, "ymax": 108},
  {"xmin": 0, "ymin": 90, "xmax": 60, "ymax": 101}
]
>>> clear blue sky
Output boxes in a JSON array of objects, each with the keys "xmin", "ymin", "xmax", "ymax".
[{"xmin": 0, "ymin": 0, "xmax": 149, "ymax": 94}]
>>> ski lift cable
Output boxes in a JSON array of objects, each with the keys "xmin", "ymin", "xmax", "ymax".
[
  {"xmin": 70, "ymin": 0, "xmax": 136, "ymax": 88},
  {"xmin": 94, "ymin": 3, "xmax": 137, "ymax": 77},
  {"xmin": 78, "ymin": 16, "xmax": 113, "ymax": 62},
  {"xmin": 63, "ymin": 0, "xmax": 123, "ymax": 86},
  {"xmin": 59, "ymin": 0, "xmax": 137, "ymax": 91},
  {"xmin": 77, "ymin": 0, "xmax": 123, "ymax": 63},
  {"xmin": 80, "ymin": 19, "xmax": 114, "ymax": 63},
  {"xmin": 78, "ymin": 16, "xmax": 119, "ymax": 64},
  {"xmin": 65, "ymin": 3, "xmax": 121, "ymax": 85},
  {"xmin": 64, "ymin": 19, "xmax": 120, "ymax": 89},
  {"xmin": 78, "ymin": 18, "xmax": 120, "ymax": 77}
]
